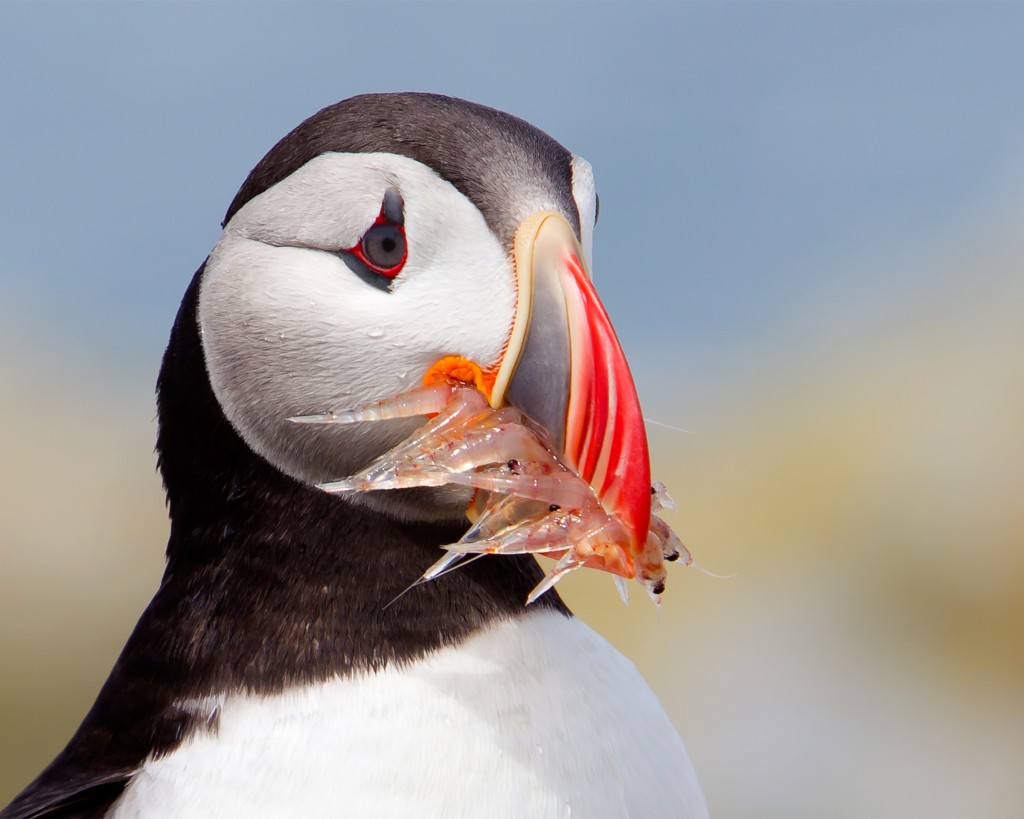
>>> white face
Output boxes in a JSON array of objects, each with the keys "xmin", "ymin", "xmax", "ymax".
[{"xmin": 199, "ymin": 152, "xmax": 516, "ymax": 518}]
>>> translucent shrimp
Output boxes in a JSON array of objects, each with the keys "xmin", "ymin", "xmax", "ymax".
[
  {"xmin": 317, "ymin": 390, "xmax": 494, "ymax": 492},
  {"xmin": 442, "ymin": 466, "xmax": 596, "ymax": 511},
  {"xmin": 293, "ymin": 382, "xmax": 692, "ymax": 604},
  {"xmin": 288, "ymin": 382, "xmax": 458, "ymax": 425},
  {"xmin": 651, "ymin": 479, "xmax": 677, "ymax": 512}
]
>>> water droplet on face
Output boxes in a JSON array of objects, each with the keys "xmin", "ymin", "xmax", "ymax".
[
  {"xmin": 367, "ymin": 327, "xmax": 385, "ymax": 339},
  {"xmin": 392, "ymin": 339, "xmax": 405, "ymax": 348},
  {"xmin": 535, "ymin": 744, "xmax": 544, "ymax": 756},
  {"xmin": 277, "ymin": 331, "xmax": 286, "ymax": 340}
]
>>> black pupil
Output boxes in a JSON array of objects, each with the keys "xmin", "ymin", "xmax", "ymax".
[{"xmin": 362, "ymin": 223, "xmax": 405, "ymax": 270}]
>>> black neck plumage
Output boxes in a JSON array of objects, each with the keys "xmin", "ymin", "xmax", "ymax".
[
  {"xmin": 154, "ymin": 263, "xmax": 569, "ymax": 693},
  {"xmin": 2, "ymin": 263, "xmax": 567, "ymax": 819}
]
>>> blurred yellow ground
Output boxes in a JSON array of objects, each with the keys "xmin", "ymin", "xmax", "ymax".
[{"xmin": 1, "ymin": 217, "xmax": 1022, "ymax": 816}]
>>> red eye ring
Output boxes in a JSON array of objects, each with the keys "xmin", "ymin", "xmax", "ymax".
[{"xmin": 344, "ymin": 193, "xmax": 407, "ymax": 279}]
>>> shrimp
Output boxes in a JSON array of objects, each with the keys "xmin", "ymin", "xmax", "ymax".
[{"xmin": 294, "ymin": 383, "xmax": 692, "ymax": 604}]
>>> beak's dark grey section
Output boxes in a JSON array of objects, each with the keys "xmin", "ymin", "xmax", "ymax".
[
  {"xmin": 505, "ymin": 259, "xmax": 572, "ymax": 455},
  {"xmin": 222, "ymin": 93, "xmax": 580, "ymax": 249}
]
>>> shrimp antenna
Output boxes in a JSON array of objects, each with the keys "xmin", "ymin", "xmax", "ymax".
[{"xmin": 381, "ymin": 552, "xmax": 490, "ymax": 611}]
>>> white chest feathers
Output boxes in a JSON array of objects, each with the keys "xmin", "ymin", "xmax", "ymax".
[{"xmin": 110, "ymin": 610, "xmax": 708, "ymax": 818}]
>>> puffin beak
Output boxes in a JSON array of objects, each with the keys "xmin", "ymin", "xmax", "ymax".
[{"xmin": 489, "ymin": 211, "xmax": 652, "ymax": 554}]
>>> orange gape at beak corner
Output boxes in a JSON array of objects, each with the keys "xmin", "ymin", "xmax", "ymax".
[{"xmin": 303, "ymin": 211, "xmax": 687, "ymax": 602}]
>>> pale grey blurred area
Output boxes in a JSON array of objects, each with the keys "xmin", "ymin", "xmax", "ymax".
[{"xmin": 2, "ymin": 3, "xmax": 1024, "ymax": 816}]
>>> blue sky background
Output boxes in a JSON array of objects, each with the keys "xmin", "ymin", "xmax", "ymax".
[
  {"xmin": 4, "ymin": 2, "xmax": 1023, "ymax": 395},
  {"xmin": 3, "ymin": 3, "xmax": 1024, "ymax": 816}
]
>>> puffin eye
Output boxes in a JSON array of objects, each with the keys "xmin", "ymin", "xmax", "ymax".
[
  {"xmin": 343, "ymin": 188, "xmax": 408, "ymax": 283},
  {"xmin": 361, "ymin": 222, "xmax": 406, "ymax": 275}
]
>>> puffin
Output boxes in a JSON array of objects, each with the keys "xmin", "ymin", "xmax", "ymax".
[{"xmin": 2, "ymin": 93, "xmax": 708, "ymax": 819}]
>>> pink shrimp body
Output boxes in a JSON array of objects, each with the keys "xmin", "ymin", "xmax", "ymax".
[{"xmin": 296, "ymin": 383, "xmax": 690, "ymax": 603}]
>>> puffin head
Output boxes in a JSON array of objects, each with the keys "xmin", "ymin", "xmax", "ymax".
[{"xmin": 176, "ymin": 92, "xmax": 649, "ymax": 558}]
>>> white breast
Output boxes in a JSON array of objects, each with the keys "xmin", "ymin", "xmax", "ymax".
[{"xmin": 110, "ymin": 610, "xmax": 707, "ymax": 818}]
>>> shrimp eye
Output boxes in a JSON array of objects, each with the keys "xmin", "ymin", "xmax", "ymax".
[{"xmin": 361, "ymin": 222, "xmax": 406, "ymax": 276}]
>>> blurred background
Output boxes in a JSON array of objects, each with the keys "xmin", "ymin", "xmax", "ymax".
[{"xmin": 2, "ymin": 3, "xmax": 1023, "ymax": 816}]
